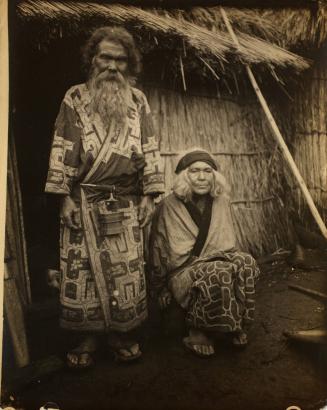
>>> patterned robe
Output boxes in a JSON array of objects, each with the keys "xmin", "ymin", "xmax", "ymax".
[
  {"xmin": 45, "ymin": 83, "xmax": 165, "ymax": 332},
  {"xmin": 150, "ymin": 194, "xmax": 260, "ymax": 332}
]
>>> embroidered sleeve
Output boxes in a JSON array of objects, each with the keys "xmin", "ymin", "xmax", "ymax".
[
  {"xmin": 139, "ymin": 94, "xmax": 165, "ymax": 196},
  {"xmin": 45, "ymin": 90, "xmax": 82, "ymax": 195}
]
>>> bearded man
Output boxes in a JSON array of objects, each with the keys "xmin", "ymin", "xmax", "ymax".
[
  {"xmin": 150, "ymin": 149, "xmax": 259, "ymax": 357},
  {"xmin": 45, "ymin": 26, "xmax": 164, "ymax": 367}
]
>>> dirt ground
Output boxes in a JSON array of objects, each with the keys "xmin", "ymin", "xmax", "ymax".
[{"xmin": 3, "ymin": 250, "xmax": 327, "ymax": 410}]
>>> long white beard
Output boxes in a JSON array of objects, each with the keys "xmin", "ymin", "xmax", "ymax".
[{"xmin": 88, "ymin": 68, "xmax": 131, "ymax": 126}]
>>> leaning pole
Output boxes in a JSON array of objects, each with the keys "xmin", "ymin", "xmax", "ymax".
[{"xmin": 220, "ymin": 6, "xmax": 327, "ymax": 240}]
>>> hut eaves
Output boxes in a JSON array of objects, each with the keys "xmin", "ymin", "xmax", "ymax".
[
  {"xmin": 181, "ymin": 6, "xmax": 327, "ymax": 49},
  {"xmin": 17, "ymin": 0, "xmax": 312, "ymax": 71}
]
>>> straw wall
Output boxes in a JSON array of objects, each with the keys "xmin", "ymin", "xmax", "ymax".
[
  {"xmin": 144, "ymin": 86, "xmax": 292, "ymax": 256},
  {"xmin": 286, "ymin": 61, "xmax": 327, "ymax": 230}
]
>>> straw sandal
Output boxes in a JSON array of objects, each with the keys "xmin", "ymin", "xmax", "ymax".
[{"xmin": 108, "ymin": 334, "xmax": 142, "ymax": 362}]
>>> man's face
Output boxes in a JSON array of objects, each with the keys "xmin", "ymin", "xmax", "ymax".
[
  {"xmin": 187, "ymin": 161, "xmax": 214, "ymax": 195},
  {"xmin": 92, "ymin": 39, "xmax": 128, "ymax": 80},
  {"xmin": 88, "ymin": 39, "xmax": 131, "ymax": 125}
]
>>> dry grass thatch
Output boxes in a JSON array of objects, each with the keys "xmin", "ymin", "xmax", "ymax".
[
  {"xmin": 177, "ymin": 6, "xmax": 327, "ymax": 49},
  {"xmin": 17, "ymin": 0, "xmax": 312, "ymax": 72}
]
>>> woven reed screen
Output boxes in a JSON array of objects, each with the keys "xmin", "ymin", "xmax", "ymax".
[{"xmin": 287, "ymin": 62, "xmax": 327, "ymax": 231}]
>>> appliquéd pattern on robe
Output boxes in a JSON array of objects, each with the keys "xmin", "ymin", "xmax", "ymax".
[
  {"xmin": 59, "ymin": 199, "xmax": 147, "ymax": 332},
  {"xmin": 45, "ymin": 83, "xmax": 165, "ymax": 196},
  {"xmin": 45, "ymin": 93, "xmax": 82, "ymax": 194},
  {"xmin": 135, "ymin": 88, "xmax": 165, "ymax": 195}
]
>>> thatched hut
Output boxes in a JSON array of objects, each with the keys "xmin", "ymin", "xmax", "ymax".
[{"xmin": 8, "ymin": 0, "xmax": 327, "ymax": 313}]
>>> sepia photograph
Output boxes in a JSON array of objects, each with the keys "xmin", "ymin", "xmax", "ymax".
[{"xmin": 2, "ymin": 0, "xmax": 327, "ymax": 409}]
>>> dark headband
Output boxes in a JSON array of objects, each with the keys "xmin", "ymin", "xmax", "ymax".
[{"xmin": 175, "ymin": 150, "xmax": 218, "ymax": 174}]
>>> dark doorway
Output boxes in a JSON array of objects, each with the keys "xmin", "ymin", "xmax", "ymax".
[{"xmin": 9, "ymin": 8, "xmax": 87, "ymax": 302}]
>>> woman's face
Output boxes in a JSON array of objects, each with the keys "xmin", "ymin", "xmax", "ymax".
[{"xmin": 187, "ymin": 161, "xmax": 214, "ymax": 195}]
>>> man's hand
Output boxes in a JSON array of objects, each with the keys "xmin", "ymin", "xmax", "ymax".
[
  {"xmin": 158, "ymin": 288, "xmax": 172, "ymax": 310},
  {"xmin": 131, "ymin": 145, "xmax": 146, "ymax": 171},
  {"xmin": 138, "ymin": 195, "xmax": 155, "ymax": 228},
  {"xmin": 61, "ymin": 195, "xmax": 80, "ymax": 230}
]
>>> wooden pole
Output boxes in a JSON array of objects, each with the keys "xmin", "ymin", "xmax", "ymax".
[
  {"xmin": 179, "ymin": 55, "xmax": 187, "ymax": 92},
  {"xmin": 284, "ymin": 329, "xmax": 327, "ymax": 344},
  {"xmin": 220, "ymin": 6, "xmax": 327, "ymax": 240},
  {"xmin": 0, "ymin": 0, "xmax": 9, "ymax": 388},
  {"xmin": 288, "ymin": 283, "xmax": 327, "ymax": 300}
]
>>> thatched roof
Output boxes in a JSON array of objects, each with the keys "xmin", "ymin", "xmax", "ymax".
[
  {"xmin": 16, "ymin": 0, "xmax": 315, "ymax": 73},
  {"xmin": 179, "ymin": 6, "xmax": 327, "ymax": 49},
  {"xmin": 23, "ymin": 0, "xmax": 319, "ymax": 7}
]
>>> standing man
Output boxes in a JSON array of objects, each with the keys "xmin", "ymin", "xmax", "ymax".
[{"xmin": 45, "ymin": 26, "xmax": 164, "ymax": 367}]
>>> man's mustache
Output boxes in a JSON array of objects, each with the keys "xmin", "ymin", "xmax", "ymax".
[{"xmin": 94, "ymin": 69, "xmax": 126, "ymax": 87}]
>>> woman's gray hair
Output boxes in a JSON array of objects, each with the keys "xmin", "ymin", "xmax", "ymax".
[{"xmin": 172, "ymin": 167, "xmax": 230, "ymax": 202}]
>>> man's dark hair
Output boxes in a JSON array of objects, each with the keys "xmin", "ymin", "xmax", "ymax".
[{"xmin": 82, "ymin": 26, "xmax": 142, "ymax": 77}]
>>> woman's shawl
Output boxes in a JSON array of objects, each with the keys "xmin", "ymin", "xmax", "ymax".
[{"xmin": 149, "ymin": 193, "xmax": 237, "ymax": 296}]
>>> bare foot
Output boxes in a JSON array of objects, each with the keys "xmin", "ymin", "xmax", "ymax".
[{"xmin": 183, "ymin": 328, "xmax": 215, "ymax": 357}]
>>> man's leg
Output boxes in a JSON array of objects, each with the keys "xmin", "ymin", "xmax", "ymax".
[
  {"xmin": 105, "ymin": 199, "xmax": 148, "ymax": 362},
  {"xmin": 60, "ymin": 221, "xmax": 104, "ymax": 368}
]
